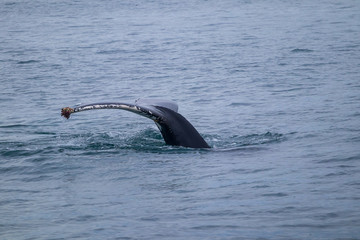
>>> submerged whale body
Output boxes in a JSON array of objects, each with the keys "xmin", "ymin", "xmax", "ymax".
[{"xmin": 61, "ymin": 99, "xmax": 210, "ymax": 148}]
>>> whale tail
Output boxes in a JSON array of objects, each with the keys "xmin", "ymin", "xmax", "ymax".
[{"xmin": 61, "ymin": 99, "xmax": 210, "ymax": 148}]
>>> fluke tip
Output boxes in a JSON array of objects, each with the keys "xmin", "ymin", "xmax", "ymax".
[{"xmin": 61, "ymin": 107, "xmax": 74, "ymax": 119}]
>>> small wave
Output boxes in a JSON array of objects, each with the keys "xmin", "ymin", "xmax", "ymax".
[
  {"xmin": 317, "ymin": 154, "xmax": 360, "ymax": 164},
  {"xmin": 228, "ymin": 102, "xmax": 254, "ymax": 106},
  {"xmin": 291, "ymin": 48, "xmax": 314, "ymax": 53},
  {"xmin": 17, "ymin": 60, "xmax": 40, "ymax": 64},
  {"xmin": 0, "ymin": 149, "xmax": 43, "ymax": 157},
  {"xmin": 96, "ymin": 49, "xmax": 128, "ymax": 55},
  {"xmin": 5, "ymin": 2, "xmax": 17, "ymax": 5},
  {"xmin": 0, "ymin": 165, "xmax": 30, "ymax": 174},
  {"xmin": 0, "ymin": 124, "xmax": 32, "ymax": 129},
  {"xmin": 262, "ymin": 192, "xmax": 288, "ymax": 197}
]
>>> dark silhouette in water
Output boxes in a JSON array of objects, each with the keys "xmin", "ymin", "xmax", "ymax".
[{"xmin": 61, "ymin": 99, "xmax": 210, "ymax": 148}]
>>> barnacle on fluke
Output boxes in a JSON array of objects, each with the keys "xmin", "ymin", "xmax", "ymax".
[{"xmin": 61, "ymin": 107, "xmax": 74, "ymax": 119}]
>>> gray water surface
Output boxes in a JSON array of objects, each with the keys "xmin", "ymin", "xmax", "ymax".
[{"xmin": 1, "ymin": 0, "xmax": 360, "ymax": 239}]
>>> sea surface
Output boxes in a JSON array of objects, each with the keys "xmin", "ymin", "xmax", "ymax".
[{"xmin": 1, "ymin": 0, "xmax": 360, "ymax": 239}]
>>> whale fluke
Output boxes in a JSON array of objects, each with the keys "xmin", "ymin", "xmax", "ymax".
[{"xmin": 61, "ymin": 99, "xmax": 210, "ymax": 148}]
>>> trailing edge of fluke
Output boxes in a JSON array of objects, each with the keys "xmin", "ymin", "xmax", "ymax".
[{"xmin": 61, "ymin": 99, "xmax": 210, "ymax": 148}]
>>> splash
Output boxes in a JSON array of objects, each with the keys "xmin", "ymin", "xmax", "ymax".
[{"xmin": 207, "ymin": 132, "xmax": 286, "ymax": 151}]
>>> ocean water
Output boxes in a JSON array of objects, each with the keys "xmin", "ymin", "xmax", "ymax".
[{"xmin": 1, "ymin": 0, "xmax": 360, "ymax": 239}]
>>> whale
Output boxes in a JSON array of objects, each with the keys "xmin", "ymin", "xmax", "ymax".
[{"xmin": 61, "ymin": 99, "xmax": 210, "ymax": 148}]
